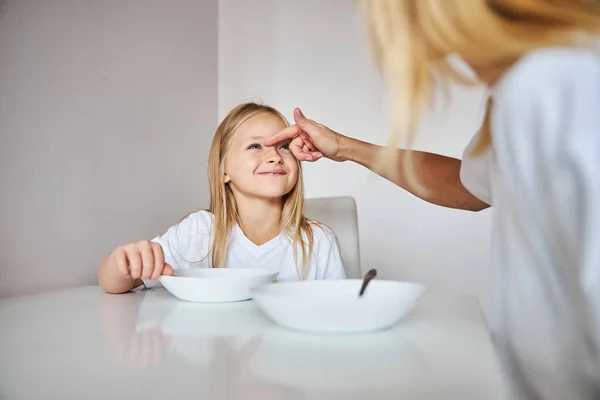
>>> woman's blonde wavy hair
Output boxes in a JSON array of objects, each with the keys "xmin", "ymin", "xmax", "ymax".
[
  {"xmin": 202, "ymin": 102, "xmax": 317, "ymax": 278},
  {"xmin": 357, "ymin": 0, "xmax": 600, "ymax": 194}
]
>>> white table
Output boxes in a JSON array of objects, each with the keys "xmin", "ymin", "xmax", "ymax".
[{"xmin": 0, "ymin": 286, "xmax": 510, "ymax": 399}]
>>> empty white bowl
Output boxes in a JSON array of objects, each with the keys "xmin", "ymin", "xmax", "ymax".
[
  {"xmin": 159, "ymin": 268, "xmax": 278, "ymax": 303},
  {"xmin": 252, "ymin": 279, "xmax": 425, "ymax": 333}
]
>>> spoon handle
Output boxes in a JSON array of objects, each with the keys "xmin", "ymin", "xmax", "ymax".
[{"xmin": 359, "ymin": 269, "xmax": 377, "ymax": 297}]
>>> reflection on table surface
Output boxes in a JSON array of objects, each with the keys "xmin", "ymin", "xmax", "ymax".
[{"xmin": 0, "ymin": 286, "xmax": 509, "ymax": 400}]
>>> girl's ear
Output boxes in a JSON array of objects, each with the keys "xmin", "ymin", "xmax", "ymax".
[{"xmin": 223, "ymin": 171, "xmax": 231, "ymax": 183}]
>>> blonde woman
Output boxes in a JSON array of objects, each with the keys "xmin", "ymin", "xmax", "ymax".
[
  {"xmin": 266, "ymin": 1, "xmax": 600, "ymax": 399},
  {"xmin": 99, "ymin": 102, "xmax": 346, "ymax": 294}
]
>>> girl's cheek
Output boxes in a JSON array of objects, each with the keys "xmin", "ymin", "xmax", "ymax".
[
  {"xmin": 239, "ymin": 153, "xmax": 259, "ymax": 162},
  {"xmin": 288, "ymin": 162, "xmax": 300, "ymax": 174},
  {"xmin": 283, "ymin": 153, "xmax": 297, "ymax": 161}
]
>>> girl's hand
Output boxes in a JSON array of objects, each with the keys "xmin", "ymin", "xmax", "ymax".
[{"xmin": 110, "ymin": 241, "xmax": 173, "ymax": 280}]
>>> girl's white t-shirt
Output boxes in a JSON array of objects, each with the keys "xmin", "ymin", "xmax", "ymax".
[
  {"xmin": 143, "ymin": 210, "xmax": 347, "ymax": 288},
  {"xmin": 461, "ymin": 47, "xmax": 600, "ymax": 400}
]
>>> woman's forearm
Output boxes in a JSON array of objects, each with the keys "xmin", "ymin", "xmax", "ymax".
[{"xmin": 339, "ymin": 136, "xmax": 489, "ymax": 211}]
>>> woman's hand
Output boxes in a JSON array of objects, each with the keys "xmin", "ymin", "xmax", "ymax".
[{"xmin": 265, "ymin": 108, "xmax": 347, "ymax": 162}]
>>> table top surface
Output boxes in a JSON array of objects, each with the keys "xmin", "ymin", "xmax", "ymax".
[{"xmin": 0, "ymin": 285, "xmax": 509, "ymax": 400}]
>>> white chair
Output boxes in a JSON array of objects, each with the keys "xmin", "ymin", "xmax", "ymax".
[{"xmin": 305, "ymin": 196, "xmax": 362, "ymax": 279}]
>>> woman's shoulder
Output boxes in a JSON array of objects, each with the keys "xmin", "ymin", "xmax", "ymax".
[{"xmin": 495, "ymin": 47, "xmax": 600, "ymax": 102}]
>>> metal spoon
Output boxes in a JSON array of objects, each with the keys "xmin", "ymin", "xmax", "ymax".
[{"xmin": 358, "ymin": 269, "xmax": 377, "ymax": 297}]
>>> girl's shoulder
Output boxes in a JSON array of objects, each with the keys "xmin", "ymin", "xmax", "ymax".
[
  {"xmin": 307, "ymin": 220, "xmax": 338, "ymax": 245},
  {"xmin": 176, "ymin": 209, "xmax": 215, "ymax": 234}
]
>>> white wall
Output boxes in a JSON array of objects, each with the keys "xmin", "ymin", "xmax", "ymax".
[
  {"xmin": 0, "ymin": 0, "xmax": 494, "ymax": 317},
  {"xmin": 219, "ymin": 0, "xmax": 493, "ymax": 317},
  {"xmin": 0, "ymin": 0, "xmax": 218, "ymax": 297}
]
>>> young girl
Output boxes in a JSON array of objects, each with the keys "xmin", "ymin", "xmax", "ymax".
[{"xmin": 98, "ymin": 102, "xmax": 346, "ymax": 294}]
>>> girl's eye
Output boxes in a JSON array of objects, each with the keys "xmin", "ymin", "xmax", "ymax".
[
  {"xmin": 280, "ymin": 143, "xmax": 290, "ymax": 151},
  {"xmin": 247, "ymin": 143, "xmax": 261, "ymax": 150}
]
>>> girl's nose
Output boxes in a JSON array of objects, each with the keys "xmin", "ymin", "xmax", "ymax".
[
  {"xmin": 266, "ymin": 156, "xmax": 283, "ymax": 164},
  {"xmin": 265, "ymin": 148, "xmax": 283, "ymax": 164}
]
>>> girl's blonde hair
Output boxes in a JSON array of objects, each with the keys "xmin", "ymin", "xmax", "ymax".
[
  {"xmin": 205, "ymin": 102, "xmax": 316, "ymax": 278},
  {"xmin": 357, "ymin": 0, "xmax": 600, "ymax": 194}
]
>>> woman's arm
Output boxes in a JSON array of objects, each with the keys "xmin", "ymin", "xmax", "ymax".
[
  {"xmin": 265, "ymin": 108, "xmax": 489, "ymax": 211},
  {"xmin": 339, "ymin": 136, "xmax": 489, "ymax": 211}
]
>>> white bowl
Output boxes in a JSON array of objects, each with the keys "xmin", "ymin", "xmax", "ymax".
[
  {"xmin": 252, "ymin": 279, "xmax": 425, "ymax": 333},
  {"xmin": 158, "ymin": 268, "xmax": 278, "ymax": 303}
]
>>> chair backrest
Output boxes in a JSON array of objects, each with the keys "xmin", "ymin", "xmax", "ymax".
[{"xmin": 305, "ymin": 196, "xmax": 361, "ymax": 279}]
